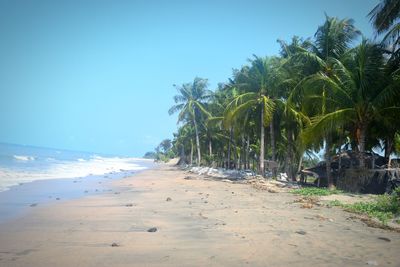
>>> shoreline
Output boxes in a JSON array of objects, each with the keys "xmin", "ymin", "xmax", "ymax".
[
  {"xmin": 0, "ymin": 166, "xmax": 152, "ymax": 224},
  {"xmin": 0, "ymin": 163, "xmax": 399, "ymax": 266}
]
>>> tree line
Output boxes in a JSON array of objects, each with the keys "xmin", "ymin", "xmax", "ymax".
[{"xmin": 147, "ymin": 1, "xmax": 400, "ymax": 189}]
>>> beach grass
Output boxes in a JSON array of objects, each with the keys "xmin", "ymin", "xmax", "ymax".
[
  {"xmin": 328, "ymin": 189, "xmax": 400, "ymax": 224},
  {"xmin": 290, "ymin": 187, "xmax": 343, "ymax": 196}
]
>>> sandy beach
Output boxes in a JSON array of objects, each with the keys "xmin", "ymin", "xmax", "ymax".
[{"xmin": 0, "ymin": 163, "xmax": 399, "ymax": 267}]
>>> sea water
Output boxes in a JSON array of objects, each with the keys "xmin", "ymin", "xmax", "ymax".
[{"xmin": 0, "ymin": 143, "xmax": 152, "ymax": 192}]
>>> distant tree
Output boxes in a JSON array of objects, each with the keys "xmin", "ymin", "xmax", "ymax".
[
  {"xmin": 143, "ymin": 151, "xmax": 156, "ymax": 159},
  {"xmin": 158, "ymin": 139, "xmax": 172, "ymax": 154},
  {"xmin": 169, "ymin": 77, "xmax": 211, "ymax": 165}
]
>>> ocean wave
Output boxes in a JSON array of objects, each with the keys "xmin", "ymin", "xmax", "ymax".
[
  {"xmin": 13, "ymin": 155, "xmax": 35, "ymax": 161},
  {"xmin": 0, "ymin": 156, "xmax": 150, "ymax": 192}
]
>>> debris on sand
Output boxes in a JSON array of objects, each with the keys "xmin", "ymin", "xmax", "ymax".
[
  {"xmin": 293, "ymin": 196, "xmax": 320, "ymax": 208},
  {"xmin": 247, "ymin": 178, "xmax": 300, "ymax": 193}
]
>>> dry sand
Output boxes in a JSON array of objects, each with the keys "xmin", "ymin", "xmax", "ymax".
[{"xmin": 0, "ymin": 163, "xmax": 399, "ymax": 267}]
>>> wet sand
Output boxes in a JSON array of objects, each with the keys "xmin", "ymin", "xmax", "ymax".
[{"xmin": 0, "ymin": 163, "xmax": 399, "ymax": 267}]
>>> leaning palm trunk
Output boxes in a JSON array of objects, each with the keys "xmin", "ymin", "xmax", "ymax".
[
  {"xmin": 260, "ymin": 106, "xmax": 265, "ymax": 177},
  {"xmin": 297, "ymin": 154, "xmax": 303, "ymax": 181},
  {"xmin": 193, "ymin": 115, "xmax": 201, "ymax": 166}
]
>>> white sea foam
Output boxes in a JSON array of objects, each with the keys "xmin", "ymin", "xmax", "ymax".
[
  {"xmin": 13, "ymin": 155, "xmax": 35, "ymax": 161},
  {"xmin": 0, "ymin": 156, "xmax": 149, "ymax": 192}
]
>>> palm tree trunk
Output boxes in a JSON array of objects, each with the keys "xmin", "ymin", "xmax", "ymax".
[
  {"xmin": 260, "ymin": 106, "xmax": 265, "ymax": 177},
  {"xmin": 358, "ymin": 124, "xmax": 367, "ymax": 169},
  {"xmin": 240, "ymin": 134, "xmax": 245, "ymax": 170},
  {"xmin": 270, "ymin": 117, "xmax": 277, "ymax": 177},
  {"xmin": 233, "ymin": 129, "xmax": 238, "ymax": 169},
  {"xmin": 246, "ymin": 134, "xmax": 250, "ymax": 170},
  {"xmin": 208, "ymin": 137, "xmax": 212, "ymax": 157},
  {"xmin": 297, "ymin": 154, "xmax": 303, "ymax": 182},
  {"xmin": 227, "ymin": 127, "xmax": 233, "ymax": 169},
  {"xmin": 190, "ymin": 139, "xmax": 194, "ymax": 165},
  {"xmin": 180, "ymin": 144, "xmax": 185, "ymax": 164},
  {"xmin": 286, "ymin": 128, "xmax": 293, "ymax": 180},
  {"xmin": 234, "ymin": 145, "xmax": 238, "ymax": 170},
  {"xmin": 193, "ymin": 116, "xmax": 201, "ymax": 166},
  {"xmin": 385, "ymin": 136, "xmax": 392, "ymax": 167},
  {"xmin": 325, "ymin": 136, "xmax": 334, "ymax": 189}
]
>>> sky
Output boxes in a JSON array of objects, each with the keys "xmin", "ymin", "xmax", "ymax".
[{"xmin": 0, "ymin": 0, "xmax": 379, "ymax": 157}]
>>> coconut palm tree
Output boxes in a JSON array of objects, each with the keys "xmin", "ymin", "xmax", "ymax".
[
  {"xmin": 173, "ymin": 123, "xmax": 196, "ymax": 165},
  {"xmin": 369, "ymin": 0, "xmax": 400, "ymax": 68},
  {"xmin": 292, "ymin": 15, "xmax": 360, "ymax": 188},
  {"xmin": 369, "ymin": 0, "xmax": 400, "ymax": 34},
  {"xmin": 302, "ymin": 40, "xmax": 400, "ymax": 168},
  {"xmin": 226, "ymin": 56, "xmax": 276, "ymax": 176},
  {"xmin": 169, "ymin": 77, "xmax": 211, "ymax": 165}
]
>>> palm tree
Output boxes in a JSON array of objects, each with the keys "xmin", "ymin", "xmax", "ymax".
[
  {"xmin": 173, "ymin": 123, "xmax": 196, "ymax": 165},
  {"xmin": 293, "ymin": 15, "xmax": 360, "ymax": 188},
  {"xmin": 369, "ymin": 0, "xmax": 400, "ymax": 34},
  {"xmin": 169, "ymin": 77, "xmax": 211, "ymax": 165},
  {"xmin": 277, "ymin": 36, "xmax": 315, "ymax": 180},
  {"xmin": 369, "ymin": 0, "xmax": 400, "ymax": 68},
  {"xmin": 302, "ymin": 40, "xmax": 400, "ymax": 168},
  {"xmin": 226, "ymin": 57, "xmax": 276, "ymax": 176}
]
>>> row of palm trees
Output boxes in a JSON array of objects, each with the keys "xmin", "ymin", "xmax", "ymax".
[{"xmin": 168, "ymin": 3, "xmax": 400, "ymax": 188}]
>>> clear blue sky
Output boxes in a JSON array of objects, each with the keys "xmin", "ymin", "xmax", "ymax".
[{"xmin": 0, "ymin": 0, "xmax": 379, "ymax": 156}]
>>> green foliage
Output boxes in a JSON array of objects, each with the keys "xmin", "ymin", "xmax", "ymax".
[
  {"xmin": 145, "ymin": 139, "xmax": 176, "ymax": 162},
  {"xmin": 165, "ymin": 12, "xmax": 400, "ymax": 184},
  {"xmin": 143, "ymin": 151, "xmax": 156, "ymax": 159},
  {"xmin": 327, "ymin": 199, "xmax": 342, "ymax": 207},
  {"xmin": 291, "ymin": 187, "xmax": 343, "ymax": 196},
  {"xmin": 327, "ymin": 188, "xmax": 400, "ymax": 224}
]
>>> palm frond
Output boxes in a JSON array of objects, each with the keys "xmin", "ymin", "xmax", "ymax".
[
  {"xmin": 168, "ymin": 103, "xmax": 184, "ymax": 115},
  {"xmin": 302, "ymin": 108, "xmax": 356, "ymax": 144}
]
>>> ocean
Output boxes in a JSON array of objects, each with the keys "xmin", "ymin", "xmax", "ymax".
[{"xmin": 0, "ymin": 143, "xmax": 152, "ymax": 192}]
